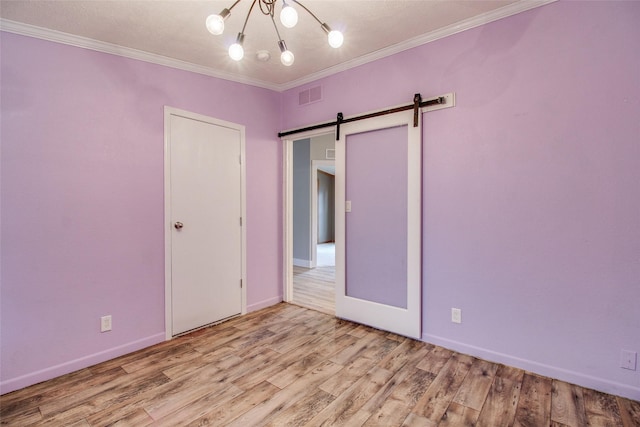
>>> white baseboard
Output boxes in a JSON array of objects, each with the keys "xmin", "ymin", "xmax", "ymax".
[
  {"xmin": 0, "ymin": 333, "xmax": 165, "ymax": 395},
  {"xmin": 293, "ymin": 258, "xmax": 313, "ymax": 268},
  {"xmin": 422, "ymin": 333, "xmax": 640, "ymax": 401},
  {"xmin": 247, "ymin": 296, "xmax": 282, "ymax": 313}
]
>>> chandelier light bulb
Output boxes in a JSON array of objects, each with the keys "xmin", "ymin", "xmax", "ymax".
[
  {"xmin": 206, "ymin": 14, "xmax": 225, "ymax": 35},
  {"xmin": 328, "ymin": 30, "xmax": 344, "ymax": 48},
  {"xmin": 280, "ymin": 4, "xmax": 298, "ymax": 28},
  {"xmin": 281, "ymin": 50, "xmax": 295, "ymax": 66},
  {"xmin": 278, "ymin": 40, "xmax": 294, "ymax": 66},
  {"xmin": 229, "ymin": 43, "xmax": 244, "ymax": 61},
  {"xmin": 229, "ymin": 33, "xmax": 245, "ymax": 61},
  {"xmin": 206, "ymin": 2, "xmax": 341, "ymax": 67}
]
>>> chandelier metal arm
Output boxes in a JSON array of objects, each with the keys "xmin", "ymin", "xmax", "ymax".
[
  {"xmin": 227, "ymin": 0, "xmax": 242, "ymax": 13},
  {"xmin": 290, "ymin": 0, "xmax": 323, "ymax": 25},
  {"xmin": 270, "ymin": 13, "xmax": 284, "ymax": 41},
  {"xmin": 240, "ymin": 0, "xmax": 259, "ymax": 34},
  {"xmin": 206, "ymin": 0, "xmax": 343, "ymax": 65},
  {"xmin": 258, "ymin": 0, "xmax": 277, "ymax": 16},
  {"xmin": 219, "ymin": 0, "xmax": 242, "ymax": 21},
  {"xmin": 290, "ymin": 0, "xmax": 337, "ymax": 36}
]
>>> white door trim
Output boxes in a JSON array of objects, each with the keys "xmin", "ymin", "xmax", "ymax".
[
  {"xmin": 282, "ymin": 130, "xmax": 335, "ymax": 303},
  {"xmin": 164, "ymin": 106, "xmax": 247, "ymax": 340}
]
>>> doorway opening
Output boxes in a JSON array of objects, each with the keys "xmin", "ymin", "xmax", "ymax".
[{"xmin": 285, "ymin": 132, "xmax": 335, "ymax": 314}]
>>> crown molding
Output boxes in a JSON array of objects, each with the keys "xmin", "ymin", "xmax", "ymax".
[
  {"xmin": 1, "ymin": 0, "xmax": 556, "ymax": 93},
  {"xmin": 278, "ymin": 0, "xmax": 557, "ymax": 91},
  {"xmin": 0, "ymin": 19, "xmax": 280, "ymax": 91}
]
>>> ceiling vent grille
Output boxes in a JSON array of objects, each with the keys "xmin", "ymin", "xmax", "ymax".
[{"xmin": 298, "ymin": 85, "xmax": 322, "ymax": 106}]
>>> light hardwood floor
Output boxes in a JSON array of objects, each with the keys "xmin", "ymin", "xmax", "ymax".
[
  {"xmin": 1, "ymin": 303, "xmax": 638, "ymax": 426},
  {"xmin": 293, "ymin": 265, "xmax": 335, "ymax": 315}
]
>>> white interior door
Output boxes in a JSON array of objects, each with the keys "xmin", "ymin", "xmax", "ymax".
[
  {"xmin": 165, "ymin": 108, "xmax": 245, "ymax": 336},
  {"xmin": 336, "ymin": 110, "xmax": 421, "ymax": 339}
]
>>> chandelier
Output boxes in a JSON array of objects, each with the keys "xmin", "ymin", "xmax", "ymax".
[{"xmin": 206, "ymin": 0, "xmax": 344, "ymax": 66}]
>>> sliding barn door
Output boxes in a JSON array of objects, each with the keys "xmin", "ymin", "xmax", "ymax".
[{"xmin": 335, "ymin": 110, "xmax": 421, "ymax": 339}]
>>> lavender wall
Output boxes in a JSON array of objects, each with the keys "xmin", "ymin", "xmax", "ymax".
[
  {"xmin": 2, "ymin": 0, "xmax": 639, "ymax": 401},
  {"xmin": 283, "ymin": 1, "xmax": 640, "ymax": 399},
  {"xmin": 0, "ymin": 33, "xmax": 282, "ymax": 393}
]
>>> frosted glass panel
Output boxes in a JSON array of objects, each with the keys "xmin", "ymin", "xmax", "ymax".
[{"xmin": 345, "ymin": 125, "xmax": 408, "ymax": 308}]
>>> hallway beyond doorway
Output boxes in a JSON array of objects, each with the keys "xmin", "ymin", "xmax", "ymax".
[{"xmin": 316, "ymin": 242, "xmax": 335, "ymax": 267}]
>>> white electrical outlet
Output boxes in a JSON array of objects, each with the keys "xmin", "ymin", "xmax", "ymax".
[
  {"xmin": 101, "ymin": 315, "xmax": 112, "ymax": 332},
  {"xmin": 451, "ymin": 308, "xmax": 462, "ymax": 324},
  {"xmin": 620, "ymin": 350, "xmax": 637, "ymax": 370}
]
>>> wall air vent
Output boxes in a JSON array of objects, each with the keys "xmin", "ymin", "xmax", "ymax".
[
  {"xmin": 326, "ymin": 149, "xmax": 335, "ymax": 159},
  {"xmin": 298, "ymin": 85, "xmax": 323, "ymax": 106}
]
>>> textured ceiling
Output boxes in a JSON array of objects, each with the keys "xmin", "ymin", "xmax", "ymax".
[{"xmin": 0, "ymin": 0, "xmax": 550, "ymax": 90}]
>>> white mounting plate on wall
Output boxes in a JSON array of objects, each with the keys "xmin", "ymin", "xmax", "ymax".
[{"xmin": 422, "ymin": 92, "xmax": 455, "ymax": 113}]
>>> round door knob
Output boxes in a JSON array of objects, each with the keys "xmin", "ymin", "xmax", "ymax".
[{"xmin": 174, "ymin": 222, "xmax": 184, "ymax": 230}]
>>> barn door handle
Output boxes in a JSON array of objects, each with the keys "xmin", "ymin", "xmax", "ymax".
[{"xmin": 174, "ymin": 222, "xmax": 184, "ymax": 230}]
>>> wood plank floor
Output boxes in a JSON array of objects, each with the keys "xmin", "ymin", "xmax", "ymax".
[
  {"xmin": 293, "ymin": 265, "xmax": 335, "ymax": 315},
  {"xmin": 1, "ymin": 303, "xmax": 638, "ymax": 426}
]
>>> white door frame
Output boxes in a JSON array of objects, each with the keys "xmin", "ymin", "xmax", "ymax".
[
  {"xmin": 311, "ymin": 160, "xmax": 335, "ymax": 268},
  {"xmin": 282, "ymin": 130, "xmax": 335, "ymax": 302},
  {"xmin": 164, "ymin": 106, "xmax": 247, "ymax": 340}
]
